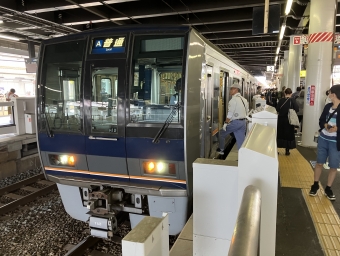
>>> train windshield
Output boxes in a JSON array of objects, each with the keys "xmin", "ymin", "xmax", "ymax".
[
  {"xmin": 41, "ymin": 40, "xmax": 85, "ymax": 132},
  {"xmin": 130, "ymin": 36, "xmax": 184, "ymax": 124}
]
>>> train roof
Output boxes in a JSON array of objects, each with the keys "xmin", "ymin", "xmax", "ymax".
[
  {"xmin": 41, "ymin": 24, "xmax": 191, "ymax": 45},
  {"xmin": 40, "ymin": 24, "xmax": 255, "ymax": 81}
]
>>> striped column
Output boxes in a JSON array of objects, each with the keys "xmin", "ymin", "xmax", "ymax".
[{"xmin": 301, "ymin": 0, "xmax": 337, "ymax": 147}]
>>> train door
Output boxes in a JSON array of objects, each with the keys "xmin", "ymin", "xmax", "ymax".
[
  {"xmin": 203, "ymin": 65, "xmax": 213, "ymax": 158},
  {"xmin": 219, "ymin": 71, "xmax": 229, "ymax": 129},
  {"xmin": 84, "ymin": 60, "xmax": 128, "ymax": 175}
]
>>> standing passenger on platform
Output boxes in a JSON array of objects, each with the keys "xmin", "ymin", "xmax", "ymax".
[
  {"xmin": 271, "ymin": 88, "xmax": 278, "ymax": 108},
  {"xmin": 291, "ymin": 87, "xmax": 301, "ymax": 99},
  {"xmin": 296, "ymin": 90, "xmax": 304, "ymax": 133},
  {"xmin": 266, "ymin": 89, "xmax": 273, "ymax": 106},
  {"xmin": 276, "ymin": 88, "xmax": 299, "ymax": 156},
  {"xmin": 217, "ymin": 83, "xmax": 248, "ymax": 155},
  {"xmin": 309, "ymin": 84, "xmax": 340, "ymax": 201},
  {"xmin": 325, "ymin": 89, "xmax": 333, "ymax": 105},
  {"xmin": 5, "ymin": 88, "xmax": 18, "ymax": 101},
  {"xmin": 278, "ymin": 86, "xmax": 286, "ymax": 99}
]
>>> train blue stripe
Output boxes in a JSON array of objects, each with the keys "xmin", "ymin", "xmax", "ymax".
[
  {"xmin": 39, "ymin": 133, "xmax": 185, "ymax": 161},
  {"xmin": 126, "ymin": 138, "xmax": 184, "ymax": 161},
  {"xmin": 45, "ymin": 170, "xmax": 187, "ymax": 190}
]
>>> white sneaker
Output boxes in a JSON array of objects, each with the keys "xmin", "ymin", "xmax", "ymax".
[{"xmin": 323, "ymin": 163, "xmax": 330, "ymax": 170}]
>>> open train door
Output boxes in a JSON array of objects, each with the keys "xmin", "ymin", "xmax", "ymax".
[
  {"xmin": 83, "ymin": 59, "xmax": 129, "ymax": 177},
  {"xmin": 203, "ymin": 65, "xmax": 214, "ymax": 158}
]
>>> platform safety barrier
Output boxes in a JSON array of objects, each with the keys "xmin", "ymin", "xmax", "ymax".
[
  {"xmin": 0, "ymin": 97, "xmax": 35, "ymax": 135},
  {"xmin": 228, "ymin": 185, "xmax": 261, "ymax": 256},
  {"xmin": 0, "ymin": 101, "xmax": 16, "ymax": 134},
  {"xmin": 122, "ymin": 213, "xmax": 169, "ymax": 256}
]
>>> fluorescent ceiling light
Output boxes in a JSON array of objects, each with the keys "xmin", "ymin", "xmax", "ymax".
[
  {"xmin": 80, "ymin": 2, "xmax": 101, "ymax": 7},
  {"xmin": 0, "ymin": 34, "xmax": 19, "ymax": 41},
  {"xmin": 275, "ymin": 56, "xmax": 278, "ymax": 63},
  {"xmin": 276, "ymin": 47, "xmax": 280, "ymax": 54},
  {"xmin": 279, "ymin": 25, "xmax": 286, "ymax": 40},
  {"xmin": 0, "ymin": 20, "xmax": 3, "ymax": 24},
  {"xmin": 104, "ymin": 0, "xmax": 138, "ymax": 3},
  {"xmin": 285, "ymin": 0, "xmax": 293, "ymax": 15}
]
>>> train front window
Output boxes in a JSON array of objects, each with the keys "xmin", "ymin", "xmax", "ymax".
[
  {"xmin": 41, "ymin": 40, "xmax": 85, "ymax": 132},
  {"xmin": 130, "ymin": 36, "xmax": 184, "ymax": 124},
  {"xmin": 91, "ymin": 67, "xmax": 118, "ymax": 133}
]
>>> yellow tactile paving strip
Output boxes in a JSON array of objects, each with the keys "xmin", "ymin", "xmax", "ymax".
[
  {"xmin": 278, "ymin": 148, "xmax": 314, "ymax": 188},
  {"xmin": 279, "ymin": 148, "xmax": 340, "ymax": 256}
]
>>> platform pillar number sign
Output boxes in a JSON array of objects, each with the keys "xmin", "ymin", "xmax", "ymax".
[{"xmin": 306, "ymin": 85, "xmax": 315, "ymax": 106}]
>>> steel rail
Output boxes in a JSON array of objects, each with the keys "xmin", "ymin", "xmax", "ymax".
[
  {"xmin": 64, "ymin": 236, "xmax": 101, "ymax": 256},
  {"xmin": 0, "ymin": 183, "xmax": 56, "ymax": 215},
  {"xmin": 228, "ymin": 185, "xmax": 261, "ymax": 256},
  {"xmin": 0, "ymin": 173, "xmax": 45, "ymax": 196}
]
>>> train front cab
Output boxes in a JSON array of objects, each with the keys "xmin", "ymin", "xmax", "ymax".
[{"xmin": 36, "ymin": 27, "xmax": 197, "ymax": 237}]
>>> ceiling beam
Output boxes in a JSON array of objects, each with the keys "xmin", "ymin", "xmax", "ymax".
[
  {"xmin": 16, "ymin": 0, "xmax": 285, "ymax": 17},
  {"xmin": 65, "ymin": 0, "xmax": 125, "ymax": 25},
  {"xmin": 205, "ymin": 31, "xmax": 279, "ymax": 40},
  {"xmin": 196, "ymin": 21, "xmax": 253, "ymax": 34},
  {"xmin": 214, "ymin": 36, "xmax": 279, "ymax": 45}
]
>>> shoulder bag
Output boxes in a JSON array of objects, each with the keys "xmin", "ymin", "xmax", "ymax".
[
  {"xmin": 280, "ymin": 98, "xmax": 300, "ymax": 127},
  {"xmin": 288, "ymin": 100, "xmax": 300, "ymax": 127}
]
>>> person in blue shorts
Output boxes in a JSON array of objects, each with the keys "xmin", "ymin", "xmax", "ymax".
[{"xmin": 309, "ymin": 84, "xmax": 340, "ymax": 200}]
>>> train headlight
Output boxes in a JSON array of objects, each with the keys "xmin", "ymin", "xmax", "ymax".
[
  {"xmin": 157, "ymin": 162, "xmax": 164, "ymax": 173},
  {"xmin": 49, "ymin": 154, "xmax": 75, "ymax": 167},
  {"xmin": 143, "ymin": 161, "xmax": 176, "ymax": 176},
  {"xmin": 60, "ymin": 155, "xmax": 68, "ymax": 165}
]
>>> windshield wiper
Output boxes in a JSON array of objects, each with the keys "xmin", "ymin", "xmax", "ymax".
[
  {"xmin": 43, "ymin": 112, "xmax": 54, "ymax": 138},
  {"xmin": 152, "ymin": 103, "xmax": 181, "ymax": 144}
]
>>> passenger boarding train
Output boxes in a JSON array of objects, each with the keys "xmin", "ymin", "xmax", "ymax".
[{"xmin": 36, "ymin": 25, "xmax": 259, "ymax": 238}]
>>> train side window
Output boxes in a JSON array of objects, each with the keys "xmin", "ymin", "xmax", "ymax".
[
  {"xmin": 91, "ymin": 67, "xmax": 118, "ymax": 133},
  {"xmin": 41, "ymin": 40, "xmax": 85, "ymax": 133},
  {"xmin": 130, "ymin": 36, "xmax": 184, "ymax": 124}
]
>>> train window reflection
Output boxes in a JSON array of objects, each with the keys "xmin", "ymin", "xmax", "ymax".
[
  {"xmin": 130, "ymin": 59, "xmax": 182, "ymax": 123},
  {"xmin": 91, "ymin": 67, "xmax": 118, "ymax": 133},
  {"xmin": 41, "ymin": 40, "xmax": 85, "ymax": 132}
]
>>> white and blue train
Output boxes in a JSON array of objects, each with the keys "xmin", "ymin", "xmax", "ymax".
[{"xmin": 36, "ymin": 25, "xmax": 259, "ymax": 238}]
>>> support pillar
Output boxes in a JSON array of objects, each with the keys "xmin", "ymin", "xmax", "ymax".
[
  {"xmin": 27, "ymin": 41, "xmax": 35, "ymax": 58},
  {"xmin": 301, "ymin": 0, "xmax": 337, "ymax": 147},
  {"xmin": 277, "ymin": 59, "xmax": 284, "ymax": 90},
  {"xmin": 287, "ymin": 36, "xmax": 302, "ymax": 92},
  {"xmin": 282, "ymin": 51, "xmax": 289, "ymax": 90}
]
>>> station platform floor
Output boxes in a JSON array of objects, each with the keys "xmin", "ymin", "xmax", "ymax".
[{"xmin": 171, "ymin": 134, "xmax": 340, "ymax": 256}]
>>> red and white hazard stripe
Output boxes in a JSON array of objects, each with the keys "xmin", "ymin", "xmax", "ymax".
[{"xmin": 309, "ymin": 32, "xmax": 333, "ymax": 43}]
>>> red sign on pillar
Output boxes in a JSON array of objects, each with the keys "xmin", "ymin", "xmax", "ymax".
[
  {"xmin": 310, "ymin": 85, "xmax": 315, "ymax": 106},
  {"xmin": 293, "ymin": 36, "xmax": 301, "ymax": 45}
]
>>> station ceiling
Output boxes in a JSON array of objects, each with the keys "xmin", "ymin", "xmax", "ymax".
[{"xmin": 0, "ymin": 0, "xmax": 338, "ymax": 76}]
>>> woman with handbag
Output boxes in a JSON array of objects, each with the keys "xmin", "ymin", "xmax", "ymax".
[
  {"xmin": 309, "ymin": 84, "xmax": 340, "ymax": 200},
  {"xmin": 276, "ymin": 88, "xmax": 299, "ymax": 155}
]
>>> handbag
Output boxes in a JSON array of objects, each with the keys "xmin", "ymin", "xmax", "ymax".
[
  {"xmin": 288, "ymin": 101, "xmax": 300, "ymax": 127},
  {"xmin": 280, "ymin": 98, "xmax": 300, "ymax": 127}
]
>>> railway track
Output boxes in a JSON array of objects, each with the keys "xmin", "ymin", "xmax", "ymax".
[
  {"xmin": 0, "ymin": 173, "xmax": 57, "ymax": 215},
  {"xmin": 64, "ymin": 235, "xmax": 122, "ymax": 256}
]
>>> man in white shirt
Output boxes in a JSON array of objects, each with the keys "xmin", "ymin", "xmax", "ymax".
[{"xmin": 217, "ymin": 83, "xmax": 249, "ymax": 155}]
